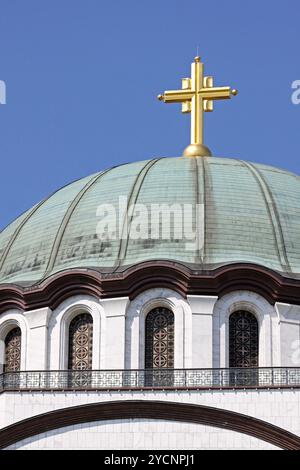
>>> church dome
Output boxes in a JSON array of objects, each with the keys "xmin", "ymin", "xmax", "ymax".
[{"xmin": 0, "ymin": 156, "xmax": 300, "ymax": 286}]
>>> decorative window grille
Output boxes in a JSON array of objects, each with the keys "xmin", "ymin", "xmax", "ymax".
[
  {"xmin": 4, "ymin": 327, "xmax": 21, "ymax": 372},
  {"xmin": 145, "ymin": 307, "xmax": 174, "ymax": 369},
  {"xmin": 68, "ymin": 314, "xmax": 93, "ymax": 370},
  {"xmin": 229, "ymin": 311, "xmax": 259, "ymax": 368}
]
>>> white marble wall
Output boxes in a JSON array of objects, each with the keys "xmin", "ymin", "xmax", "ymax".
[
  {"xmin": 1, "ymin": 289, "xmax": 299, "ymax": 449},
  {"xmin": 0, "ymin": 289, "xmax": 299, "ymax": 373},
  {"xmin": 1, "ymin": 388, "xmax": 299, "ymax": 449}
]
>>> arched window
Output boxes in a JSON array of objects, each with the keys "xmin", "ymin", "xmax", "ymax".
[
  {"xmin": 68, "ymin": 314, "xmax": 93, "ymax": 370},
  {"xmin": 145, "ymin": 307, "xmax": 174, "ymax": 369},
  {"xmin": 4, "ymin": 327, "xmax": 21, "ymax": 372},
  {"xmin": 229, "ymin": 311, "xmax": 259, "ymax": 368}
]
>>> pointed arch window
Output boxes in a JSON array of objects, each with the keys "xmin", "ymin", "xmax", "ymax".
[
  {"xmin": 4, "ymin": 327, "xmax": 21, "ymax": 372},
  {"xmin": 68, "ymin": 314, "xmax": 93, "ymax": 370},
  {"xmin": 229, "ymin": 311, "xmax": 259, "ymax": 368},
  {"xmin": 145, "ymin": 307, "xmax": 174, "ymax": 369}
]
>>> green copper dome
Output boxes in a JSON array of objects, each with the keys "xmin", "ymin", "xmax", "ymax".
[{"xmin": 0, "ymin": 156, "xmax": 300, "ymax": 286}]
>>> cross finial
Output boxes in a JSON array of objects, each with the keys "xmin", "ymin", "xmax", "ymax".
[{"xmin": 158, "ymin": 56, "xmax": 238, "ymax": 157}]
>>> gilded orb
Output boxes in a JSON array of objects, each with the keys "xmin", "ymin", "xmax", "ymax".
[{"xmin": 182, "ymin": 143, "xmax": 212, "ymax": 157}]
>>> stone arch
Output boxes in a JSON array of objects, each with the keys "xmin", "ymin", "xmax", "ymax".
[
  {"xmin": 125, "ymin": 288, "xmax": 192, "ymax": 369},
  {"xmin": 0, "ymin": 400, "xmax": 299, "ymax": 450},
  {"xmin": 213, "ymin": 291, "xmax": 279, "ymax": 368},
  {"xmin": 48, "ymin": 296, "xmax": 106, "ymax": 370},
  {"xmin": 0, "ymin": 310, "xmax": 28, "ymax": 371}
]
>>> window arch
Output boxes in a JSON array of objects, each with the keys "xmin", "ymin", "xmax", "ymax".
[
  {"xmin": 4, "ymin": 327, "xmax": 21, "ymax": 372},
  {"xmin": 229, "ymin": 311, "xmax": 259, "ymax": 368},
  {"xmin": 145, "ymin": 307, "xmax": 174, "ymax": 369},
  {"xmin": 68, "ymin": 313, "xmax": 93, "ymax": 370}
]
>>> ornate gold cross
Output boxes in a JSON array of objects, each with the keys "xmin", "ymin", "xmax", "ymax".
[{"xmin": 158, "ymin": 56, "xmax": 237, "ymax": 157}]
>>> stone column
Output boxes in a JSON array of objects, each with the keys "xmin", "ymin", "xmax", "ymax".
[
  {"xmin": 275, "ymin": 303, "xmax": 300, "ymax": 367},
  {"xmin": 25, "ymin": 307, "xmax": 52, "ymax": 370},
  {"xmin": 187, "ymin": 295, "xmax": 218, "ymax": 369},
  {"xmin": 100, "ymin": 297, "xmax": 129, "ymax": 370}
]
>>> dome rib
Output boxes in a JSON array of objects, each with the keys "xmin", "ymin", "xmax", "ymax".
[
  {"xmin": 199, "ymin": 157, "xmax": 208, "ymax": 265},
  {"xmin": 0, "ymin": 181, "xmax": 76, "ymax": 275},
  {"xmin": 41, "ymin": 169, "xmax": 112, "ymax": 282},
  {"xmin": 114, "ymin": 158, "xmax": 163, "ymax": 270},
  {"xmin": 240, "ymin": 160, "xmax": 291, "ymax": 273},
  {"xmin": 194, "ymin": 157, "xmax": 204, "ymax": 264},
  {"xmin": 0, "ymin": 204, "xmax": 43, "ymax": 272}
]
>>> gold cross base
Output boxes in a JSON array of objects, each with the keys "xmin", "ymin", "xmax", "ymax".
[{"xmin": 183, "ymin": 143, "xmax": 212, "ymax": 158}]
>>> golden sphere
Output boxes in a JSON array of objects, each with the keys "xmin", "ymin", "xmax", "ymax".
[
  {"xmin": 182, "ymin": 143, "xmax": 212, "ymax": 158},
  {"xmin": 232, "ymin": 89, "xmax": 238, "ymax": 96}
]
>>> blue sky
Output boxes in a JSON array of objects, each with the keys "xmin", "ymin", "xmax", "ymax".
[{"xmin": 0, "ymin": 0, "xmax": 299, "ymax": 229}]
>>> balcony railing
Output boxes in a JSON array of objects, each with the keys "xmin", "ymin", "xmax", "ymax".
[{"xmin": 0, "ymin": 367, "xmax": 300, "ymax": 392}]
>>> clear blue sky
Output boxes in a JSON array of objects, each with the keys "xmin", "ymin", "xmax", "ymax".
[{"xmin": 0, "ymin": 0, "xmax": 299, "ymax": 229}]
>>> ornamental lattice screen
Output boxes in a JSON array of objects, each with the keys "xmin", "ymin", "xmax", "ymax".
[
  {"xmin": 229, "ymin": 311, "xmax": 259, "ymax": 368},
  {"xmin": 145, "ymin": 307, "xmax": 174, "ymax": 369},
  {"xmin": 4, "ymin": 327, "xmax": 21, "ymax": 372},
  {"xmin": 68, "ymin": 314, "xmax": 93, "ymax": 370}
]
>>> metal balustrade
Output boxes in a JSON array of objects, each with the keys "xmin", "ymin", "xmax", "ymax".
[{"xmin": 0, "ymin": 367, "xmax": 300, "ymax": 392}]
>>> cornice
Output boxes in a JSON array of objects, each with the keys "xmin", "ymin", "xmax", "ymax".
[{"xmin": 0, "ymin": 262, "xmax": 300, "ymax": 314}]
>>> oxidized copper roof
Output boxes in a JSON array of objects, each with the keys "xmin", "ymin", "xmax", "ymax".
[{"xmin": 0, "ymin": 157, "xmax": 299, "ymax": 286}]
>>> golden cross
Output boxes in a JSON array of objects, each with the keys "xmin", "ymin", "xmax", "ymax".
[{"xmin": 158, "ymin": 56, "xmax": 238, "ymax": 157}]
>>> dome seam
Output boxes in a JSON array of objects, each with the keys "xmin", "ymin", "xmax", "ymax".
[
  {"xmin": 194, "ymin": 157, "xmax": 205, "ymax": 265},
  {"xmin": 239, "ymin": 160, "xmax": 291, "ymax": 273},
  {"xmin": 40, "ymin": 169, "xmax": 113, "ymax": 282},
  {"xmin": 201, "ymin": 157, "xmax": 209, "ymax": 265},
  {"xmin": 0, "ymin": 203, "xmax": 47, "ymax": 273},
  {"xmin": 194, "ymin": 157, "xmax": 200, "ymax": 264},
  {"xmin": 0, "ymin": 180, "xmax": 83, "ymax": 278},
  {"xmin": 113, "ymin": 158, "xmax": 164, "ymax": 271}
]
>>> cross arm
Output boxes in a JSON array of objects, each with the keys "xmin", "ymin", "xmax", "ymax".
[
  {"xmin": 158, "ymin": 89, "xmax": 194, "ymax": 104},
  {"xmin": 200, "ymin": 86, "xmax": 238, "ymax": 101}
]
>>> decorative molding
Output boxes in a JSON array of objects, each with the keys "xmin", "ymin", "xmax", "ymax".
[
  {"xmin": 212, "ymin": 291, "xmax": 278, "ymax": 368},
  {"xmin": 0, "ymin": 400, "xmax": 300, "ymax": 450},
  {"xmin": 1, "ymin": 262, "xmax": 300, "ymax": 315},
  {"xmin": 124, "ymin": 288, "xmax": 191, "ymax": 370},
  {"xmin": 48, "ymin": 296, "xmax": 105, "ymax": 370},
  {"xmin": 0, "ymin": 311, "xmax": 28, "ymax": 371}
]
